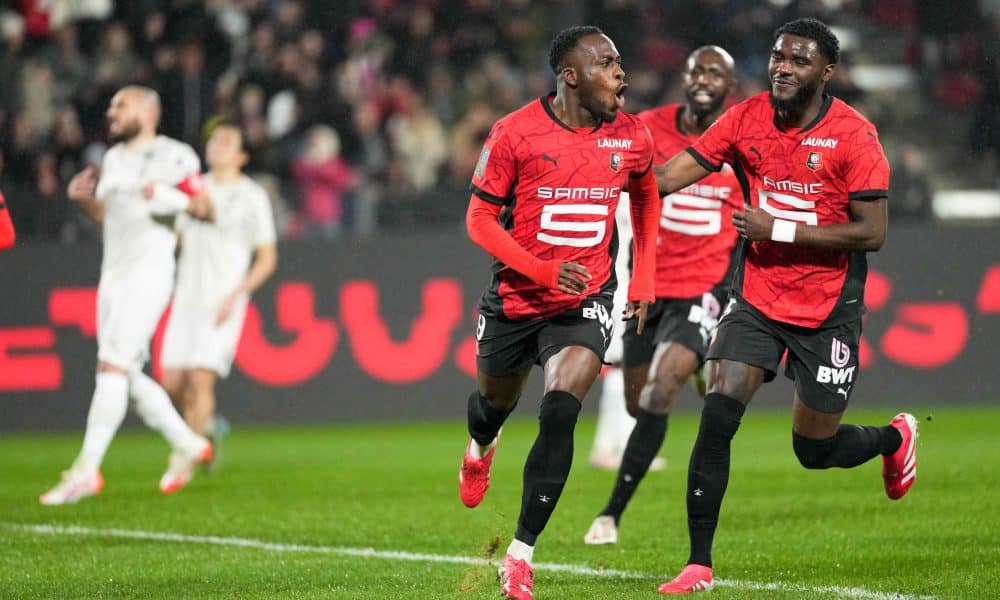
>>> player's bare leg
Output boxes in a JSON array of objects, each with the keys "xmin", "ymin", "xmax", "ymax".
[
  {"xmin": 186, "ymin": 369, "xmax": 218, "ymax": 435},
  {"xmin": 501, "ymin": 346, "xmax": 601, "ymax": 598},
  {"xmin": 161, "ymin": 367, "xmax": 189, "ymax": 418},
  {"xmin": 589, "ymin": 342, "xmax": 696, "ymax": 544},
  {"xmin": 460, "ymin": 368, "xmax": 530, "ymax": 508},
  {"xmin": 40, "ymin": 361, "xmax": 128, "ymax": 505}
]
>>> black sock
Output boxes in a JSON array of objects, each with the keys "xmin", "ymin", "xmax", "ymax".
[
  {"xmin": 687, "ymin": 393, "xmax": 746, "ymax": 568},
  {"xmin": 600, "ymin": 409, "xmax": 669, "ymax": 523},
  {"xmin": 467, "ymin": 391, "xmax": 514, "ymax": 447},
  {"xmin": 793, "ymin": 425, "xmax": 902, "ymax": 469},
  {"xmin": 515, "ymin": 390, "xmax": 581, "ymax": 545}
]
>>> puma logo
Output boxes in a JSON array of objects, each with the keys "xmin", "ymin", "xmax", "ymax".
[
  {"xmin": 837, "ymin": 386, "xmax": 851, "ymax": 399},
  {"xmin": 541, "ymin": 154, "xmax": 559, "ymax": 167},
  {"xmin": 749, "ymin": 146, "xmax": 762, "ymax": 160}
]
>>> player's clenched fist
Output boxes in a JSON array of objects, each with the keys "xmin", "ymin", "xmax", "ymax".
[{"xmin": 67, "ymin": 165, "xmax": 98, "ymax": 201}]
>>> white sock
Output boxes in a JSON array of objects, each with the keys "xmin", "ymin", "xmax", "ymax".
[
  {"xmin": 471, "ymin": 430, "xmax": 500, "ymax": 459},
  {"xmin": 129, "ymin": 371, "xmax": 203, "ymax": 452},
  {"xmin": 74, "ymin": 372, "xmax": 129, "ymax": 474},
  {"xmin": 507, "ymin": 539, "xmax": 534, "ymax": 564},
  {"xmin": 591, "ymin": 368, "xmax": 635, "ymax": 457}
]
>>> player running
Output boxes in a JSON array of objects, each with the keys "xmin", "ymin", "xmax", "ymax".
[
  {"xmin": 651, "ymin": 19, "xmax": 918, "ymax": 594},
  {"xmin": 457, "ymin": 26, "xmax": 661, "ymax": 600},
  {"xmin": 585, "ymin": 45, "xmax": 743, "ymax": 546}
]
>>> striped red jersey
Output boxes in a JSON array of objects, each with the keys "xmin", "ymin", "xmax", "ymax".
[
  {"xmin": 639, "ymin": 104, "xmax": 742, "ymax": 298},
  {"xmin": 689, "ymin": 92, "xmax": 890, "ymax": 327},
  {"xmin": 470, "ymin": 95, "xmax": 654, "ymax": 320}
]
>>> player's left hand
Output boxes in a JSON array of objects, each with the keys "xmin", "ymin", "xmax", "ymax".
[
  {"xmin": 622, "ymin": 300, "xmax": 651, "ymax": 335},
  {"xmin": 732, "ymin": 205, "xmax": 773, "ymax": 241}
]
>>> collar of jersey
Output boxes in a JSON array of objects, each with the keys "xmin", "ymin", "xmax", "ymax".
[
  {"xmin": 541, "ymin": 93, "xmax": 603, "ymax": 134},
  {"xmin": 772, "ymin": 94, "xmax": 833, "ymax": 135}
]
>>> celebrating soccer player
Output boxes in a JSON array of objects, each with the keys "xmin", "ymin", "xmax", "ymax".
[
  {"xmin": 651, "ymin": 19, "xmax": 918, "ymax": 594},
  {"xmin": 584, "ymin": 45, "xmax": 743, "ymax": 547},
  {"xmin": 160, "ymin": 121, "xmax": 278, "ymax": 469},
  {"xmin": 457, "ymin": 26, "xmax": 661, "ymax": 600},
  {"xmin": 40, "ymin": 86, "xmax": 213, "ymax": 505}
]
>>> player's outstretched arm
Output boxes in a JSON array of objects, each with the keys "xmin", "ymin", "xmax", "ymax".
[
  {"xmin": 67, "ymin": 165, "xmax": 105, "ymax": 225},
  {"xmin": 654, "ymin": 150, "xmax": 711, "ymax": 196},
  {"xmin": 733, "ymin": 197, "xmax": 887, "ymax": 252},
  {"xmin": 466, "ymin": 196, "xmax": 590, "ymax": 295},
  {"xmin": 0, "ymin": 191, "xmax": 14, "ymax": 251}
]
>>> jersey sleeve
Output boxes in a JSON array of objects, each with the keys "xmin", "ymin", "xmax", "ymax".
[
  {"xmin": 688, "ymin": 104, "xmax": 741, "ymax": 172},
  {"xmin": 844, "ymin": 127, "xmax": 890, "ymax": 201},
  {"xmin": 171, "ymin": 143, "xmax": 202, "ymax": 185},
  {"xmin": 469, "ymin": 120, "xmax": 517, "ymax": 205},
  {"xmin": 629, "ymin": 120, "xmax": 655, "ymax": 178},
  {"xmin": 250, "ymin": 184, "xmax": 278, "ymax": 246}
]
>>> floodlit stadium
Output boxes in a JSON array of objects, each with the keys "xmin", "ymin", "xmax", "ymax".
[{"xmin": 1, "ymin": 2, "xmax": 998, "ymax": 599}]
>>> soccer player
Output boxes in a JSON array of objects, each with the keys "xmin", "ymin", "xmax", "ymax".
[
  {"xmin": 40, "ymin": 86, "xmax": 214, "ymax": 506},
  {"xmin": 0, "ymin": 189, "xmax": 14, "ymax": 251},
  {"xmin": 651, "ymin": 19, "xmax": 918, "ymax": 594},
  {"xmin": 584, "ymin": 46, "xmax": 743, "ymax": 546},
  {"xmin": 160, "ymin": 122, "xmax": 278, "ymax": 465},
  {"xmin": 458, "ymin": 26, "xmax": 661, "ymax": 600}
]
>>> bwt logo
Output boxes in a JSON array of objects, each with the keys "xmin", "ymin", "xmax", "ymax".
[
  {"xmin": 537, "ymin": 187, "xmax": 620, "ymax": 200},
  {"xmin": 816, "ymin": 365, "xmax": 856, "ymax": 384}
]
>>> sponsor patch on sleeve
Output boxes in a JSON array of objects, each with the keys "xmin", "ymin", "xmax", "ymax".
[{"xmin": 474, "ymin": 146, "xmax": 490, "ymax": 179}]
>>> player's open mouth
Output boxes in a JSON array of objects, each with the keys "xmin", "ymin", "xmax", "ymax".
[{"xmin": 614, "ymin": 84, "xmax": 628, "ymax": 109}]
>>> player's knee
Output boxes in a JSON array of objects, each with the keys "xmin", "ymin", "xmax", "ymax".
[
  {"xmin": 639, "ymin": 373, "xmax": 683, "ymax": 414},
  {"xmin": 792, "ymin": 433, "xmax": 836, "ymax": 469},
  {"xmin": 538, "ymin": 390, "xmax": 581, "ymax": 433}
]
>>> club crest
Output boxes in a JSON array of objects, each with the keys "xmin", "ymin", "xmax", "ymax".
[
  {"xmin": 806, "ymin": 151, "xmax": 823, "ymax": 171},
  {"xmin": 610, "ymin": 152, "xmax": 622, "ymax": 172}
]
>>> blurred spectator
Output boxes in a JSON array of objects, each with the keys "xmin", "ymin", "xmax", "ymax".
[
  {"xmin": 889, "ymin": 145, "xmax": 934, "ymax": 222},
  {"xmin": 159, "ymin": 39, "xmax": 215, "ymax": 148},
  {"xmin": 290, "ymin": 125, "xmax": 356, "ymax": 239}
]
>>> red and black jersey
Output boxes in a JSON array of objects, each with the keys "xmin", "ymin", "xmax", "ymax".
[
  {"xmin": 639, "ymin": 104, "xmax": 742, "ymax": 298},
  {"xmin": 471, "ymin": 94, "xmax": 654, "ymax": 321},
  {"xmin": 689, "ymin": 92, "xmax": 890, "ymax": 328}
]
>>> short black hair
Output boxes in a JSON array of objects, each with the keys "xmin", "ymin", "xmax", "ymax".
[
  {"xmin": 207, "ymin": 118, "xmax": 251, "ymax": 154},
  {"xmin": 774, "ymin": 18, "xmax": 840, "ymax": 64},
  {"xmin": 549, "ymin": 25, "xmax": 604, "ymax": 74}
]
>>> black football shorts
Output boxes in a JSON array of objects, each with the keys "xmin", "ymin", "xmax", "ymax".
[
  {"xmin": 622, "ymin": 287, "xmax": 727, "ymax": 368},
  {"xmin": 476, "ymin": 296, "xmax": 615, "ymax": 377},
  {"xmin": 706, "ymin": 296, "xmax": 862, "ymax": 413}
]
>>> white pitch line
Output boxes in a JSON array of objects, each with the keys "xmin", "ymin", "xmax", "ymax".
[{"xmin": 3, "ymin": 522, "xmax": 933, "ymax": 599}]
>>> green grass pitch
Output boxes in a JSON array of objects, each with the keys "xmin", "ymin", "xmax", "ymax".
[{"xmin": 2, "ymin": 407, "xmax": 997, "ymax": 598}]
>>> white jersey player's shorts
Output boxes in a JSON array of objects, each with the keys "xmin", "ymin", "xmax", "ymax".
[
  {"xmin": 160, "ymin": 302, "xmax": 248, "ymax": 378},
  {"xmin": 97, "ymin": 272, "xmax": 173, "ymax": 371}
]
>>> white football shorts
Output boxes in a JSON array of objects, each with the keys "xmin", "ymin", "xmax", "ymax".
[
  {"xmin": 96, "ymin": 273, "xmax": 173, "ymax": 371},
  {"xmin": 160, "ymin": 302, "xmax": 247, "ymax": 378}
]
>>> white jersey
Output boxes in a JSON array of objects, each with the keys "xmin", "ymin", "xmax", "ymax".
[
  {"xmin": 96, "ymin": 135, "xmax": 201, "ymax": 279},
  {"xmin": 172, "ymin": 174, "xmax": 276, "ymax": 314}
]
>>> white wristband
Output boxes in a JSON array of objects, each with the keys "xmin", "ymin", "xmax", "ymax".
[
  {"xmin": 771, "ymin": 219, "xmax": 797, "ymax": 243},
  {"xmin": 147, "ymin": 184, "xmax": 191, "ymax": 215}
]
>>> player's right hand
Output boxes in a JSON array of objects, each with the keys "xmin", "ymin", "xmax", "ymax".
[
  {"xmin": 556, "ymin": 261, "xmax": 591, "ymax": 295},
  {"xmin": 67, "ymin": 166, "xmax": 98, "ymax": 201}
]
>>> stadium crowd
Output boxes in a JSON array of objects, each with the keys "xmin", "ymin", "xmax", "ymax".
[{"xmin": 0, "ymin": 0, "xmax": 995, "ymax": 241}]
